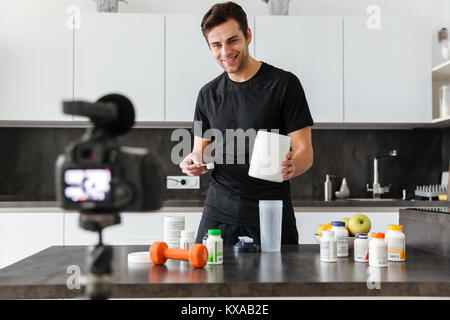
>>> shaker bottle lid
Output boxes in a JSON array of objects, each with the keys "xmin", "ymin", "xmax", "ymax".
[
  {"xmin": 233, "ymin": 238, "xmax": 260, "ymax": 253},
  {"xmin": 208, "ymin": 229, "xmax": 221, "ymax": 236},
  {"xmin": 387, "ymin": 225, "xmax": 403, "ymax": 231},
  {"xmin": 331, "ymin": 221, "xmax": 345, "ymax": 227}
]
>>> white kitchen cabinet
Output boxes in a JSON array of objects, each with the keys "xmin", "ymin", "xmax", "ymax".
[
  {"xmin": 165, "ymin": 15, "xmax": 254, "ymax": 121},
  {"xmin": 343, "ymin": 16, "xmax": 432, "ymax": 123},
  {"xmin": 0, "ymin": 212, "xmax": 64, "ymax": 269},
  {"xmin": 0, "ymin": 12, "xmax": 73, "ymax": 121},
  {"xmin": 294, "ymin": 211, "xmax": 399, "ymax": 244},
  {"xmin": 74, "ymin": 13, "xmax": 165, "ymax": 122},
  {"xmin": 254, "ymin": 16, "xmax": 343, "ymax": 123},
  {"xmin": 64, "ymin": 211, "xmax": 202, "ymax": 246}
]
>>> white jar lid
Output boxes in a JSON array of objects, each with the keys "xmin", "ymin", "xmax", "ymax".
[
  {"xmin": 127, "ymin": 251, "xmax": 151, "ymax": 264},
  {"xmin": 164, "ymin": 216, "xmax": 185, "ymax": 222},
  {"xmin": 322, "ymin": 230, "xmax": 335, "ymax": 237},
  {"xmin": 181, "ymin": 230, "xmax": 195, "ymax": 238}
]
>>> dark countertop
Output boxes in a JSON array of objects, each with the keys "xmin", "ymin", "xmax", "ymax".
[
  {"xmin": 400, "ymin": 208, "xmax": 450, "ymax": 258},
  {"xmin": 0, "ymin": 244, "xmax": 448, "ymax": 299},
  {"xmin": 0, "ymin": 199, "xmax": 447, "ymax": 210}
]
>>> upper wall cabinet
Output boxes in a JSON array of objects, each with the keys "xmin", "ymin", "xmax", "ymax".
[
  {"xmin": 0, "ymin": 13, "xmax": 73, "ymax": 121},
  {"xmin": 165, "ymin": 15, "xmax": 254, "ymax": 122},
  {"xmin": 74, "ymin": 13, "xmax": 165, "ymax": 121},
  {"xmin": 254, "ymin": 16, "xmax": 344, "ymax": 123},
  {"xmin": 344, "ymin": 16, "xmax": 432, "ymax": 123}
]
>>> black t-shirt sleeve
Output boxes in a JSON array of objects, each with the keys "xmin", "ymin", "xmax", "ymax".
[
  {"xmin": 282, "ymin": 74, "xmax": 314, "ymax": 134},
  {"xmin": 191, "ymin": 89, "xmax": 211, "ymax": 138}
]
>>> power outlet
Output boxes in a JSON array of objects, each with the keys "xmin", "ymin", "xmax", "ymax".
[{"xmin": 166, "ymin": 176, "xmax": 200, "ymax": 189}]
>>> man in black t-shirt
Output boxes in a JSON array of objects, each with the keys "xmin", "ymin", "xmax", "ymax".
[{"xmin": 180, "ymin": 2, "xmax": 314, "ymax": 245}]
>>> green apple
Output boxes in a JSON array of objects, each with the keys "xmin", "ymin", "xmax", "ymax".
[{"xmin": 348, "ymin": 214, "xmax": 371, "ymax": 236}]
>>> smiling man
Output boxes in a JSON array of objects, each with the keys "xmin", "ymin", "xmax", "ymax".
[{"xmin": 180, "ymin": 2, "xmax": 314, "ymax": 245}]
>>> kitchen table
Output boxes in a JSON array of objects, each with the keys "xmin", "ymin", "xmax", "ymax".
[{"xmin": 0, "ymin": 244, "xmax": 448, "ymax": 299}]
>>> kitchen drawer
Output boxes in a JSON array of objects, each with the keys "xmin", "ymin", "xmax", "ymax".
[{"xmin": 0, "ymin": 212, "xmax": 64, "ymax": 269}]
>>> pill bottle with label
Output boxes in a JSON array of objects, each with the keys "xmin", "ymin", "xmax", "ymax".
[
  {"xmin": 331, "ymin": 221, "xmax": 348, "ymax": 257},
  {"xmin": 354, "ymin": 233, "xmax": 369, "ymax": 262},
  {"xmin": 369, "ymin": 232, "xmax": 388, "ymax": 267},
  {"xmin": 206, "ymin": 229, "xmax": 223, "ymax": 265},
  {"xmin": 386, "ymin": 225, "xmax": 406, "ymax": 262},
  {"xmin": 180, "ymin": 230, "xmax": 195, "ymax": 250},
  {"xmin": 320, "ymin": 230, "xmax": 337, "ymax": 263}
]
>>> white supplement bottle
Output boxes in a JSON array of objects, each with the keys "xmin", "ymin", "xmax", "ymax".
[
  {"xmin": 206, "ymin": 229, "xmax": 223, "ymax": 265},
  {"xmin": 354, "ymin": 233, "xmax": 369, "ymax": 262},
  {"xmin": 320, "ymin": 230, "xmax": 337, "ymax": 263},
  {"xmin": 331, "ymin": 221, "xmax": 348, "ymax": 257},
  {"xmin": 369, "ymin": 232, "xmax": 388, "ymax": 267},
  {"xmin": 386, "ymin": 225, "xmax": 406, "ymax": 262},
  {"xmin": 180, "ymin": 230, "xmax": 195, "ymax": 250}
]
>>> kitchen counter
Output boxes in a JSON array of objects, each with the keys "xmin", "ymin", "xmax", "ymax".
[
  {"xmin": 400, "ymin": 207, "xmax": 450, "ymax": 258},
  {"xmin": 0, "ymin": 244, "xmax": 448, "ymax": 299},
  {"xmin": 0, "ymin": 199, "xmax": 447, "ymax": 212}
]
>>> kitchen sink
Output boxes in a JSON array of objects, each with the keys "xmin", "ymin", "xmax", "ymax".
[{"xmin": 347, "ymin": 198, "xmax": 398, "ymax": 201}]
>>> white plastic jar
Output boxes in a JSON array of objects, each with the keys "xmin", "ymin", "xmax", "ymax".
[
  {"xmin": 386, "ymin": 225, "xmax": 406, "ymax": 262},
  {"xmin": 369, "ymin": 232, "xmax": 388, "ymax": 267},
  {"xmin": 320, "ymin": 230, "xmax": 337, "ymax": 263},
  {"xmin": 206, "ymin": 229, "xmax": 223, "ymax": 265},
  {"xmin": 331, "ymin": 221, "xmax": 348, "ymax": 257},
  {"xmin": 180, "ymin": 230, "xmax": 195, "ymax": 250},
  {"xmin": 354, "ymin": 233, "xmax": 369, "ymax": 262}
]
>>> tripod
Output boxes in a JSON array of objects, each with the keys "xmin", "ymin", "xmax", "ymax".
[{"xmin": 80, "ymin": 212, "xmax": 121, "ymax": 300}]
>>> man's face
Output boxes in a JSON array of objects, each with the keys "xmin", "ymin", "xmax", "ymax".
[{"xmin": 206, "ymin": 19, "xmax": 251, "ymax": 74}]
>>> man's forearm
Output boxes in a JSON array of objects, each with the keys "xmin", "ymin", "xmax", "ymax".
[{"xmin": 291, "ymin": 148, "xmax": 313, "ymax": 178}]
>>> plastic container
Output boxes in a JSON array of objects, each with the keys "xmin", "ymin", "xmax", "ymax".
[
  {"xmin": 331, "ymin": 221, "xmax": 348, "ymax": 257},
  {"xmin": 206, "ymin": 229, "xmax": 223, "ymax": 265},
  {"xmin": 248, "ymin": 130, "xmax": 291, "ymax": 183},
  {"xmin": 369, "ymin": 232, "xmax": 388, "ymax": 267},
  {"xmin": 180, "ymin": 230, "xmax": 195, "ymax": 250},
  {"xmin": 258, "ymin": 200, "xmax": 283, "ymax": 252},
  {"xmin": 320, "ymin": 230, "xmax": 337, "ymax": 263},
  {"xmin": 354, "ymin": 233, "xmax": 369, "ymax": 262},
  {"xmin": 164, "ymin": 216, "xmax": 185, "ymax": 248},
  {"xmin": 386, "ymin": 225, "xmax": 406, "ymax": 262}
]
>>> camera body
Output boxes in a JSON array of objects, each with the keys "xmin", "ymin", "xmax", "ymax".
[{"xmin": 55, "ymin": 94, "xmax": 164, "ymax": 213}]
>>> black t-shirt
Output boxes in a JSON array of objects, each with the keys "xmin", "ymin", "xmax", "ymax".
[{"xmin": 192, "ymin": 61, "xmax": 313, "ymax": 226}]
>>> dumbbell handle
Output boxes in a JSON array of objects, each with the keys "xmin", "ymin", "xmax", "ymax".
[{"xmin": 164, "ymin": 248, "xmax": 189, "ymax": 261}]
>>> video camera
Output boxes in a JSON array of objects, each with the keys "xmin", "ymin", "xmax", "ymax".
[{"xmin": 55, "ymin": 93, "xmax": 164, "ymax": 299}]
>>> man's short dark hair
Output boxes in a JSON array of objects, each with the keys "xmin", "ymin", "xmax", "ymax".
[{"xmin": 201, "ymin": 2, "xmax": 249, "ymax": 44}]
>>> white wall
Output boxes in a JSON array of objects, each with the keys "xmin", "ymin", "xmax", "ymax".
[{"xmin": 0, "ymin": 0, "xmax": 448, "ymax": 66}]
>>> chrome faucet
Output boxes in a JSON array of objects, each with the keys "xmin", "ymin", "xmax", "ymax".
[{"xmin": 366, "ymin": 150, "xmax": 397, "ymax": 198}]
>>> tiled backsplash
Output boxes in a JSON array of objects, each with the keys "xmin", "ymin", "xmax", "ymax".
[{"xmin": 0, "ymin": 127, "xmax": 448, "ymax": 201}]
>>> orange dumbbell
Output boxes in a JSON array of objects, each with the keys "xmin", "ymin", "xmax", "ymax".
[{"xmin": 149, "ymin": 241, "xmax": 208, "ymax": 268}]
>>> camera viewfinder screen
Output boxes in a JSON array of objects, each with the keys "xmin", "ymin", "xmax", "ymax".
[{"xmin": 64, "ymin": 169, "xmax": 112, "ymax": 202}]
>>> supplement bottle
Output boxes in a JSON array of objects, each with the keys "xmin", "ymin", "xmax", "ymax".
[
  {"xmin": 354, "ymin": 233, "xmax": 369, "ymax": 262},
  {"xmin": 331, "ymin": 221, "xmax": 348, "ymax": 257},
  {"xmin": 180, "ymin": 230, "xmax": 195, "ymax": 250},
  {"xmin": 386, "ymin": 225, "xmax": 406, "ymax": 262},
  {"xmin": 320, "ymin": 230, "xmax": 337, "ymax": 263},
  {"xmin": 206, "ymin": 229, "xmax": 223, "ymax": 265},
  {"xmin": 369, "ymin": 232, "xmax": 388, "ymax": 267}
]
